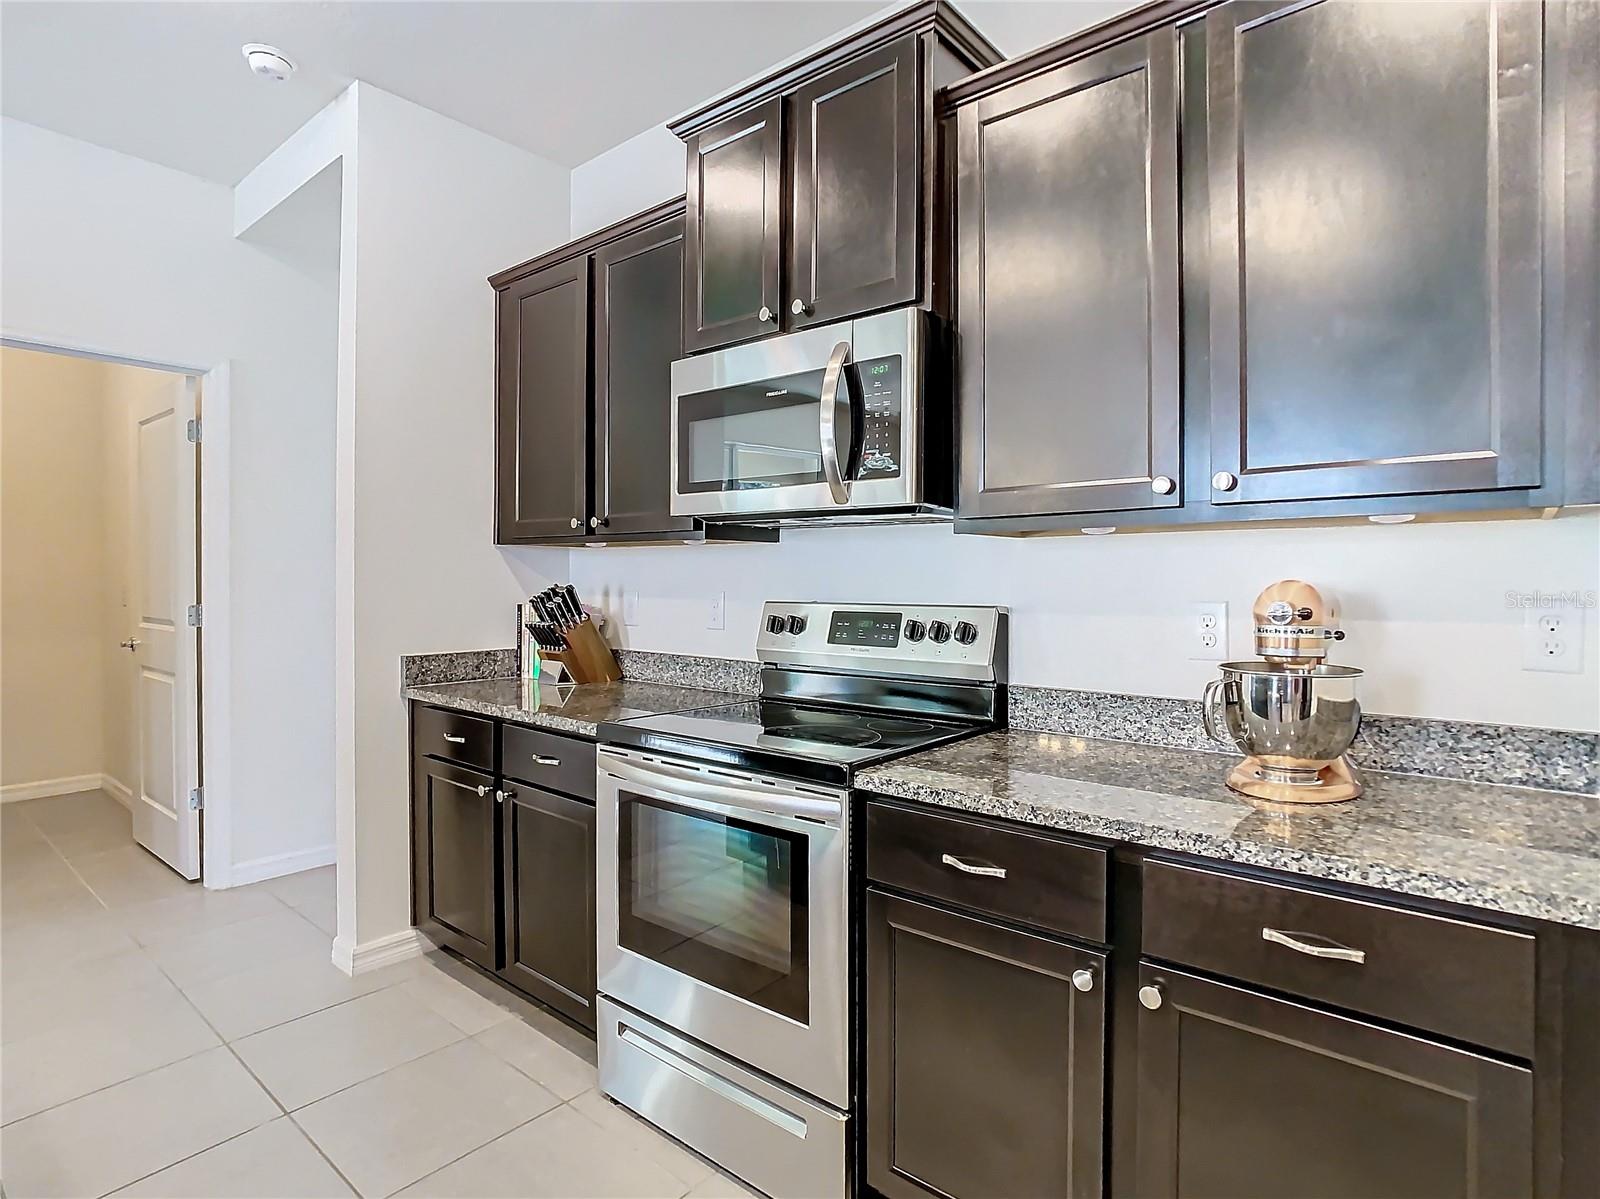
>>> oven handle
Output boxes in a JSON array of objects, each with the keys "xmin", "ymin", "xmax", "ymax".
[
  {"xmin": 599, "ymin": 750, "xmax": 844, "ymax": 825},
  {"xmin": 819, "ymin": 339, "xmax": 855, "ymax": 505}
]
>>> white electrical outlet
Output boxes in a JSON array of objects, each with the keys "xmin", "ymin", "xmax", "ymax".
[
  {"xmin": 706, "ymin": 591, "xmax": 726, "ymax": 631},
  {"xmin": 1523, "ymin": 608, "xmax": 1585, "ymax": 673},
  {"xmin": 1190, "ymin": 602, "xmax": 1229, "ymax": 661},
  {"xmin": 622, "ymin": 591, "xmax": 640, "ymax": 627}
]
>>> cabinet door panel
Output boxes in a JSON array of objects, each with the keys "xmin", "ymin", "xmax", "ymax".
[
  {"xmin": 593, "ymin": 215, "xmax": 694, "ymax": 537},
  {"xmin": 957, "ymin": 30, "xmax": 1180, "ymax": 518},
  {"xmin": 790, "ymin": 37, "xmax": 921, "ymax": 327},
  {"xmin": 867, "ymin": 890, "xmax": 1104, "ymax": 1199},
  {"xmin": 684, "ymin": 99, "xmax": 783, "ymax": 352},
  {"xmin": 1207, "ymin": 0, "xmax": 1543, "ymax": 503},
  {"xmin": 412, "ymin": 756, "xmax": 499, "ymax": 970},
  {"xmin": 496, "ymin": 258, "xmax": 590, "ymax": 541},
  {"xmin": 1136, "ymin": 964, "xmax": 1533, "ymax": 1199},
  {"xmin": 499, "ymin": 785, "xmax": 596, "ymax": 1029}
]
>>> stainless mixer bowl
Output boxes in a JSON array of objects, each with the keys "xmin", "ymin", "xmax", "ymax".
[{"xmin": 1202, "ymin": 662, "xmax": 1363, "ymax": 772}]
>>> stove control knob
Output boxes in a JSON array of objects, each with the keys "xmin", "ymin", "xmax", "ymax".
[
  {"xmin": 953, "ymin": 621, "xmax": 979, "ymax": 646},
  {"xmin": 928, "ymin": 620, "xmax": 951, "ymax": 644},
  {"xmin": 786, "ymin": 614, "xmax": 807, "ymax": 636},
  {"xmin": 903, "ymin": 619, "xmax": 926, "ymax": 642},
  {"xmin": 766, "ymin": 614, "xmax": 786, "ymax": 635}
]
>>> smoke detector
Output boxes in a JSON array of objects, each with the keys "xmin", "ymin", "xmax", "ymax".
[{"xmin": 242, "ymin": 43, "xmax": 296, "ymax": 82}]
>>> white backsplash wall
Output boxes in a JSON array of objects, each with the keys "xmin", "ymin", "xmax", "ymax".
[
  {"xmin": 562, "ymin": 4, "xmax": 1600, "ymax": 735},
  {"xmin": 570, "ymin": 514, "xmax": 1600, "ymax": 731}
]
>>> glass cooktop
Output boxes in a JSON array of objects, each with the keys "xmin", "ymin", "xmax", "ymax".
[{"xmin": 602, "ymin": 700, "xmax": 984, "ymax": 786}]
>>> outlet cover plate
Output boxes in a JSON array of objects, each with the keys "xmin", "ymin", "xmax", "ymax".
[
  {"xmin": 1522, "ymin": 608, "xmax": 1585, "ymax": 673},
  {"xmin": 1190, "ymin": 602, "xmax": 1229, "ymax": 661},
  {"xmin": 706, "ymin": 591, "xmax": 726, "ymax": 631}
]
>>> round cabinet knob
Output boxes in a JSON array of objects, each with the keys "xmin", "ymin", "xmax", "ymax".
[
  {"xmin": 476, "ymin": 785, "xmax": 491, "ymax": 797},
  {"xmin": 569, "ymin": 517, "xmax": 580, "ymax": 529},
  {"xmin": 758, "ymin": 305, "xmax": 775, "ymax": 324},
  {"xmin": 1211, "ymin": 471, "xmax": 1239, "ymax": 492},
  {"xmin": 902, "ymin": 619, "xmax": 926, "ymax": 642},
  {"xmin": 1139, "ymin": 983, "xmax": 1165, "ymax": 1010},
  {"xmin": 927, "ymin": 620, "xmax": 951, "ymax": 644},
  {"xmin": 953, "ymin": 621, "xmax": 978, "ymax": 646},
  {"xmin": 766, "ymin": 614, "xmax": 786, "ymax": 635},
  {"xmin": 1071, "ymin": 968, "xmax": 1095, "ymax": 993},
  {"xmin": 1151, "ymin": 475, "xmax": 1176, "ymax": 495},
  {"xmin": 495, "ymin": 788, "xmax": 513, "ymax": 804},
  {"xmin": 786, "ymin": 614, "xmax": 807, "ymax": 635},
  {"xmin": 590, "ymin": 516, "xmax": 609, "ymax": 529},
  {"xmin": 791, "ymin": 299, "xmax": 811, "ymax": 317}
]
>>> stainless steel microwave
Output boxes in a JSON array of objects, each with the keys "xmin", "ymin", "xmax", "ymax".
[{"xmin": 670, "ymin": 307, "xmax": 950, "ymax": 523}]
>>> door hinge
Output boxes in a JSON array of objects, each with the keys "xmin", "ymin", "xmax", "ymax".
[
  {"xmin": 189, "ymin": 787, "xmax": 203, "ymax": 811},
  {"xmin": 187, "ymin": 604, "xmax": 203, "ymax": 627},
  {"xmin": 186, "ymin": 418, "xmax": 201, "ymax": 444}
]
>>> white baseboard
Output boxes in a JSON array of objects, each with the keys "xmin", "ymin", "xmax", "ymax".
[
  {"xmin": 101, "ymin": 775, "xmax": 134, "ymax": 809},
  {"xmin": 332, "ymin": 927, "xmax": 427, "ymax": 977},
  {"xmin": 227, "ymin": 844, "xmax": 337, "ymax": 888},
  {"xmin": 2, "ymin": 774, "xmax": 114, "ymax": 803}
]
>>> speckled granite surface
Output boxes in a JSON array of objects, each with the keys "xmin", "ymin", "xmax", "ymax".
[
  {"xmin": 1007, "ymin": 684, "xmax": 1599, "ymax": 795},
  {"xmin": 858, "ymin": 731, "xmax": 1600, "ymax": 929},
  {"xmin": 403, "ymin": 677, "xmax": 742, "ymax": 738},
  {"xmin": 614, "ymin": 650, "xmax": 761, "ymax": 695},
  {"xmin": 400, "ymin": 648, "xmax": 519, "ymax": 687}
]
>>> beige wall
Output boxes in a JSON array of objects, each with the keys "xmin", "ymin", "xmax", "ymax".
[{"xmin": 0, "ymin": 346, "xmax": 170, "ymax": 794}]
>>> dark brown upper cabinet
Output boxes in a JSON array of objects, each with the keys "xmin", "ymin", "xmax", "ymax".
[
  {"xmin": 494, "ymin": 256, "xmax": 590, "ymax": 542},
  {"xmin": 490, "ymin": 201, "xmax": 776, "ymax": 547},
  {"xmin": 592, "ymin": 215, "xmax": 696, "ymax": 538},
  {"xmin": 789, "ymin": 38, "xmax": 921, "ymax": 329},
  {"xmin": 1205, "ymin": 0, "xmax": 1544, "ymax": 506},
  {"xmin": 671, "ymin": 1, "xmax": 1003, "ymax": 354},
  {"xmin": 1135, "ymin": 964, "xmax": 1534, "ymax": 1199},
  {"xmin": 955, "ymin": 28, "xmax": 1180, "ymax": 520},
  {"xmin": 683, "ymin": 99, "xmax": 784, "ymax": 353}
]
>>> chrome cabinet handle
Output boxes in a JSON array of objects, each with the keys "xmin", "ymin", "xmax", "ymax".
[
  {"xmin": 475, "ymin": 784, "xmax": 491, "ymax": 797},
  {"xmin": 1072, "ymin": 968, "xmax": 1095, "ymax": 993},
  {"xmin": 119, "ymin": 638, "xmax": 142, "ymax": 651},
  {"xmin": 1262, "ymin": 927, "xmax": 1366, "ymax": 964},
  {"xmin": 529, "ymin": 754, "xmax": 561, "ymax": 767},
  {"xmin": 1139, "ymin": 984, "xmax": 1164, "ymax": 1010},
  {"xmin": 940, "ymin": 853, "xmax": 1006, "ymax": 879},
  {"xmin": 819, "ymin": 340, "xmax": 854, "ymax": 505},
  {"xmin": 443, "ymin": 734, "xmax": 466, "ymax": 744},
  {"xmin": 758, "ymin": 305, "xmax": 775, "ymax": 323}
]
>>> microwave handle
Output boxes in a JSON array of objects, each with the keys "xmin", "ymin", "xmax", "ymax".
[{"xmin": 819, "ymin": 340, "xmax": 855, "ymax": 505}]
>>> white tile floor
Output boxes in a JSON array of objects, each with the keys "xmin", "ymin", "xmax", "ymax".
[{"xmin": 1, "ymin": 791, "xmax": 757, "ymax": 1199}]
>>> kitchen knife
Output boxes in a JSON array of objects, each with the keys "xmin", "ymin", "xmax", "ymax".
[{"xmin": 563, "ymin": 585, "xmax": 584, "ymax": 626}]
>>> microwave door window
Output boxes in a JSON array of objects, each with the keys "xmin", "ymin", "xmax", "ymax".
[{"xmin": 679, "ymin": 370, "xmax": 827, "ymax": 493}]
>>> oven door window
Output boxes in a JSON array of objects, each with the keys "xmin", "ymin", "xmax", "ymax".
[
  {"xmin": 677, "ymin": 368, "xmax": 830, "ymax": 494},
  {"xmin": 618, "ymin": 795, "xmax": 809, "ymax": 1024}
]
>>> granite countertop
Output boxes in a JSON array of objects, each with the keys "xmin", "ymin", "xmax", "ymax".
[
  {"xmin": 403, "ymin": 676, "xmax": 740, "ymax": 738},
  {"xmin": 857, "ymin": 731, "xmax": 1600, "ymax": 930}
]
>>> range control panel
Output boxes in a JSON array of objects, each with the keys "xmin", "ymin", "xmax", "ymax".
[
  {"xmin": 854, "ymin": 355, "xmax": 903, "ymax": 480},
  {"xmin": 756, "ymin": 602, "xmax": 1007, "ymax": 684}
]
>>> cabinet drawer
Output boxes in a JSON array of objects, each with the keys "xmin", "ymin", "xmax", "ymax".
[
  {"xmin": 1141, "ymin": 860, "xmax": 1536, "ymax": 1057},
  {"xmin": 866, "ymin": 801, "xmax": 1107, "ymax": 943},
  {"xmin": 413, "ymin": 705, "xmax": 495, "ymax": 772},
  {"xmin": 502, "ymin": 723, "xmax": 596, "ymax": 800}
]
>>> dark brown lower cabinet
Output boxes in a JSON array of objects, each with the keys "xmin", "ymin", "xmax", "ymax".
[
  {"xmin": 498, "ymin": 783, "xmax": 597, "ymax": 1030},
  {"xmin": 411, "ymin": 756, "xmax": 500, "ymax": 970},
  {"xmin": 1134, "ymin": 964, "xmax": 1534, "ymax": 1199},
  {"xmin": 867, "ymin": 889, "xmax": 1106, "ymax": 1199}
]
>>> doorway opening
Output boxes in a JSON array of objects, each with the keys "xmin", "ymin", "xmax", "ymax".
[{"xmin": 1, "ymin": 344, "xmax": 203, "ymax": 881}]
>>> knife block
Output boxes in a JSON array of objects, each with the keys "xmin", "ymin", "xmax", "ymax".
[{"xmin": 545, "ymin": 617, "xmax": 622, "ymax": 684}]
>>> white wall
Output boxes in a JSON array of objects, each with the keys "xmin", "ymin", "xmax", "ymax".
[
  {"xmin": 1, "ymin": 117, "xmax": 338, "ymax": 874},
  {"xmin": 0, "ymin": 347, "xmax": 111, "ymax": 790},
  {"xmin": 563, "ymin": 4, "xmax": 1600, "ymax": 735},
  {"xmin": 335, "ymin": 85, "xmax": 571, "ymax": 955}
]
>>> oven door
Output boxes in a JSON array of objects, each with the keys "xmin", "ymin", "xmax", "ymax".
[
  {"xmin": 597, "ymin": 746, "xmax": 848, "ymax": 1107},
  {"xmin": 670, "ymin": 307, "xmax": 922, "ymax": 519}
]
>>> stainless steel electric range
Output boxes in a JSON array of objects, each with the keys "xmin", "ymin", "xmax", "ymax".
[{"xmin": 594, "ymin": 602, "xmax": 1008, "ymax": 1199}]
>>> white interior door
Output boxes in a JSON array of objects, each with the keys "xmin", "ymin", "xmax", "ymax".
[{"xmin": 130, "ymin": 375, "xmax": 200, "ymax": 879}]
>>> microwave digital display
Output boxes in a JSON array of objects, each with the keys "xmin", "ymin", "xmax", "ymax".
[{"xmin": 828, "ymin": 610, "xmax": 902, "ymax": 647}]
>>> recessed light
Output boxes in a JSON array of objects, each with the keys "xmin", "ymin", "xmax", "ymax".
[
  {"xmin": 1368, "ymin": 514, "xmax": 1417, "ymax": 524},
  {"xmin": 242, "ymin": 43, "xmax": 296, "ymax": 82}
]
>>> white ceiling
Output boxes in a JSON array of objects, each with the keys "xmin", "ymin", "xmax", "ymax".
[
  {"xmin": 0, "ymin": 1, "xmax": 884, "ymax": 184},
  {"xmin": 1, "ymin": 1, "xmax": 1134, "ymax": 187}
]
